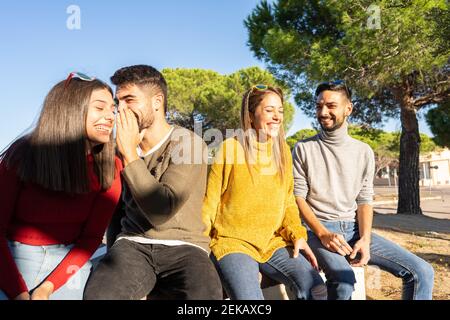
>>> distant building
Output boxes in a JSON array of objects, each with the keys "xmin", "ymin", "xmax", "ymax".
[{"xmin": 419, "ymin": 148, "xmax": 450, "ymax": 186}]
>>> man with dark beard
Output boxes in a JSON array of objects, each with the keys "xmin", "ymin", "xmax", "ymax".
[
  {"xmin": 84, "ymin": 65, "xmax": 222, "ymax": 300},
  {"xmin": 291, "ymin": 81, "xmax": 434, "ymax": 300}
]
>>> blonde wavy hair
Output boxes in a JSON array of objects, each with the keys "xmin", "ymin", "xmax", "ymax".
[{"xmin": 238, "ymin": 85, "xmax": 288, "ymax": 183}]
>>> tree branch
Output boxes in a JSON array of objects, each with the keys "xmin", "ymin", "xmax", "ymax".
[{"xmin": 413, "ymin": 90, "xmax": 450, "ymax": 107}]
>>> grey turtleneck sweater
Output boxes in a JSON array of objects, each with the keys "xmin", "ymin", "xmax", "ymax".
[{"xmin": 292, "ymin": 122, "xmax": 375, "ymax": 221}]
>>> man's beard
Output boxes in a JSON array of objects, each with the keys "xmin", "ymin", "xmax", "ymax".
[
  {"xmin": 137, "ymin": 110, "xmax": 154, "ymax": 131},
  {"xmin": 318, "ymin": 115, "xmax": 346, "ymax": 132}
]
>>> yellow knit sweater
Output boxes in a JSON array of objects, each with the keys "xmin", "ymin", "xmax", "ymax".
[{"xmin": 202, "ymin": 137, "xmax": 307, "ymax": 262}]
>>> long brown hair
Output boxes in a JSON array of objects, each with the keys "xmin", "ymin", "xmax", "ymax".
[
  {"xmin": 239, "ymin": 86, "xmax": 288, "ymax": 183},
  {"xmin": 0, "ymin": 78, "xmax": 117, "ymax": 193}
]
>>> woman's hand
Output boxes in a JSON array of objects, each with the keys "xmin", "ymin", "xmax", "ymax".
[
  {"xmin": 293, "ymin": 238, "xmax": 319, "ymax": 271},
  {"xmin": 30, "ymin": 281, "xmax": 54, "ymax": 300}
]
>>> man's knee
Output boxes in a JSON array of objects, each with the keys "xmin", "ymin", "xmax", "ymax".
[
  {"xmin": 83, "ymin": 273, "xmax": 114, "ymax": 300},
  {"xmin": 313, "ymin": 247, "xmax": 357, "ymax": 286},
  {"xmin": 322, "ymin": 263, "xmax": 356, "ymax": 300},
  {"xmin": 183, "ymin": 255, "xmax": 223, "ymax": 299},
  {"xmin": 186, "ymin": 270, "xmax": 223, "ymax": 300},
  {"xmin": 326, "ymin": 281, "xmax": 354, "ymax": 300},
  {"xmin": 175, "ymin": 248, "xmax": 222, "ymax": 299},
  {"xmin": 83, "ymin": 249, "xmax": 150, "ymax": 300},
  {"xmin": 411, "ymin": 258, "xmax": 435, "ymax": 284},
  {"xmin": 325, "ymin": 266, "xmax": 357, "ymax": 284}
]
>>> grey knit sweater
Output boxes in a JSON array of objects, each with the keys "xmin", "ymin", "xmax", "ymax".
[{"xmin": 292, "ymin": 122, "xmax": 375, "ymax": 221}]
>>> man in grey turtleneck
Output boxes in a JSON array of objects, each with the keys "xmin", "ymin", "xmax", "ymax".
[{"xmin": 292, "ymin": 81, "xmax": 434, "ymax": 300}]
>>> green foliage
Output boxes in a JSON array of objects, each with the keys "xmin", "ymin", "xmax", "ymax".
[
  {"xmin": 287, "ymin": 125, "xmax": 439, "ymax": 155},
  {"xmin": 426, "ymin": 102, "xmax": 450, "ymax": 147},
  {"xmin": 420, "ymin": 132, "xmax": 441, "ymax": 153},
  {"xmin": 162, "ymin": 67, "xmax": 295, "ymax": 133},
  {"xmin": 286, "ymin": 128, "xmax": 318, "ymax": 149},
  {"xmin": 246, "ymin": 0, "xmax": 449, "ymax": 213},
  {"xmin": 245, "ymin": 0, "xmax": 450, "ymax": 123}
]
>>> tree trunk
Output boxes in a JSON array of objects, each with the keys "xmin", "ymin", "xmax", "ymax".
[{"xmin": 397, "ymin": 97, "xmax": 422, "ymax": 215}]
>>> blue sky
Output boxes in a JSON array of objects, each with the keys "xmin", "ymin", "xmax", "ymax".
[{"xmin": 0, "ymin": 1, "xmax": 433, "ymax": 149}]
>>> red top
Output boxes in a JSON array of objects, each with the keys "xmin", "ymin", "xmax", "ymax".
[{"xmin": 0, "ymin": 155, "xmax": 123, "ymax": 299}]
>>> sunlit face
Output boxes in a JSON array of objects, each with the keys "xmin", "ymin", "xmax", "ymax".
[
  {"xmin": 315, "ymin": 90, "xmax": 352, "ymax": 132},
  {"xmin": 250, "ymin": 93, "xmax": 284, "ymax": 139},
  {"xmin": 85, "ymin": 88, "xmax": 116, "ymax": 146},
  {"xmin": 115, "ymin": 84, "xmax": 156, "ymax": 131}
]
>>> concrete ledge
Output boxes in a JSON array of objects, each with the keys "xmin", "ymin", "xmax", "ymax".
[
  {"xmin": 92, "ymin": 246, "xmax": 366, "ymax": 300},
  {"xmin": 261, "ymin": 267, "xmax": 366, "ymax": 300}
]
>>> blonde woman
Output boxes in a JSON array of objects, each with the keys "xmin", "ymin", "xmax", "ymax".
[{"xmin": 203, "ymin": 85, "xmax": 324, "ymax": 300}]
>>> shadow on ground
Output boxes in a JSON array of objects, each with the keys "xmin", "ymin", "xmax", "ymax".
[
  {"xmin": 373, "ymin": 210, "xmax": 450, "ymax": 238},
  {"xmin": 415, "ymin": 253, "xmax": 450, "ymax": 267}
]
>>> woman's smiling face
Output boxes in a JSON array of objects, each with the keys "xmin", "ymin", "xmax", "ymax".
[
  {"xmin": 250, "ymin": 92, "xmax": 284, "ymax": 139},
  {"xmin": 85, "ymin": 88, "xmax": 116, "ymax": 146}
]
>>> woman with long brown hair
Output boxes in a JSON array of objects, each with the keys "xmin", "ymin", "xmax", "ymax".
[
  {"xmin": 0, "ymin": 72, "xmax": 122, "ymax": 300},
  {"xmin": 203, "ymin": 85, "xmax": 324, "ymax": 300}
]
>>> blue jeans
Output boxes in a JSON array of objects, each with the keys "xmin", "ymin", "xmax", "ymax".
[
  {"xmin": 0, "ymin": 241, "xmax": 92, "ymax": 300},
  {"xmin": 211, "ymin": 246, "xmax": 324, "ymax": 300},
  {"xmin": 307, "ymin": 220, "xmax": 434, "ymax": 300}
]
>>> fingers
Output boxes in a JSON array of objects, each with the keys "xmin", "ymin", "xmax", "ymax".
[
  {"xmin": 350, "ymin": 257, "xmax": 369, "ymax": 267},
  {"xmin": 353, "ymin": 251, "xmax": 370, "ymax": 267},
  {"xmin": 326, "ymin": 234, "xmax": 350, "ymax": 256},
  {"xmin": 118, "ymin": 104, "xmax": 126, "ymax": 129},
  {"xmin": 350, "ymin": 243, "xmax": 359, "ymax": 260},
  {"xmin": 303, "ymin": 246, "xmax": 319, "ymax": 271},
  {"xmin": 349, "ymin": 243, "xmax": 370, "ymax": 267},
  {"xmin": 350, "ymin": 250, "xmax": 357, "ymax": 260},
  {"xmin": 329, "ymin": 241, "xmax": 347, "ymax": 256},
  {"xmin": 127, "ymin": 109, "xmax": 138, "ymax": 129},
  {"xmin": 293, "ymin": 239, "xmax": 304, "ymax": 258},
  {"xmin": 294, "ymin": 240, "xmax": 320, "ymax": 271},
  {"xmin": 117, "ymin": 107, "xmax": 138, "ymax": 131},
  {"xmin": 117, "ymin": 101, "xmax": 126, "ymax": 113},
  {"xmin": 125, "ymin": 108, "xmax": 138, "ymax": 130},
  {"xmin": 351, "ymin": 261, "xmax": 366, "ymax": 267},
  {"xmin": 350, "ymin": 259, "xmax": 362, "ymax": 267},
  {"xmin": 334, "ymin": 234, "xmax": 353, "ymax": 254},
  {"xmin": 323, "ymin": 241, "xmax": 339, "ymax": 254}
]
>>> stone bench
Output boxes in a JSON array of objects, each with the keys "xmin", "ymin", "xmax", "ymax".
[
  {"xmin": 261, "ymin": 267, "xmax": 366, "ymax": 300},
  {"xmin": 91, "ymin": 246, "xmax": 366, "ymax": 300}
]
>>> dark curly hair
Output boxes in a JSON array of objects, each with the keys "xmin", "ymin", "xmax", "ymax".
[{"xmin": 111, "ymin": 64, "xmax": 168, "ymax": 113}]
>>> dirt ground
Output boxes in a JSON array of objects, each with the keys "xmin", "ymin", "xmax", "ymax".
[
  {"xmin": 368, "ymin": 189, "xmax": 449, "ymax": 300},
  {"xmin": 366, "ymin": 227, "xmax": 449, "ymax": 300}
]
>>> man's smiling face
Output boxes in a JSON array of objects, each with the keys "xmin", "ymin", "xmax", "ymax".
[{"xmin": 315, "ymin": 90, "xmax": 352, "ymax": 132}]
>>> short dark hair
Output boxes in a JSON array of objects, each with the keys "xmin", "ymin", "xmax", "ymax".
[
  {"xmin": 111, "ymin": 65, "xmax": 168, "ymax": 113},
  {"xmin": 315, "ymin": 80, "xmax": 352, "ymax": 101}
]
